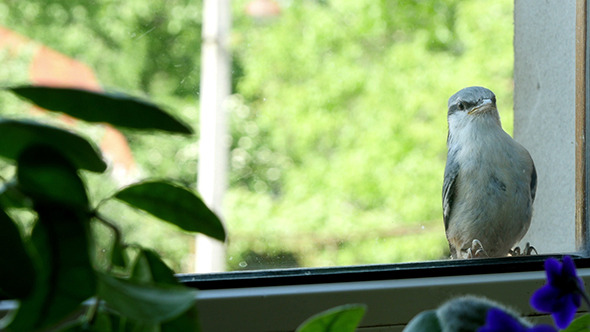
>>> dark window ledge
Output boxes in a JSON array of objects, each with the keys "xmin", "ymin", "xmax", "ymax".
[{"xmin": 178, "ymin": 254, "xmax": 589, "ymax": 290}]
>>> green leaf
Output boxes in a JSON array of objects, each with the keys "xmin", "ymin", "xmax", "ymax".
[
  {"xmin": 74, "ymin": 310, "xmax": 157, "ymax": 332},
  {"xmin": 131, "ymin": 249, "xmax": 179, "ymax": 285},
  {"xmin": 17, "ymin": 145, "xmax": 89, "ymax": 209},
  {"xmin": 129, "ymin": 250, "xmax": 201, "ymax": 332},
  {"xmin": 296, "ymin": 304, "xmax": 367, "ymax": 332},
  {"xmin": 562, "ymin": 314, "xmax": 590, "ymax": 332},
  {"xmin": 161, "ymin": 305, "xmax": 200, "ymax": 332},
  {"xmin": 0, "ymin": 119, "xmax": 106, "ymax": 173},
  {"xmin": 402, "ymin": 310, "xmax": 442, "ymax": 332},
  {"xmin": 0, "ymin": 208, "xmax": 35, "ymax": 299},
  {"xmin": 113, "ymin": 181, "xmax": 226, "ymax": 241},
  {"xmin": 110, "ymin": 240, "xmax": 127, "ymax": 269},
  {"xmin": 7, "ymin": 147, "xmax": 94, "ymax": 330},
  {"xmin": 7, "ymin": 206, "xmax": 96, "ymax": 331},
  {"xmin": 0, "ymin": 178, "xmax": 32, "ymax": 209},
  {"xmin": 97, "ymin": 273, "xmax": 197, "ymax": 324},
  {"xmin": 8, "ymin": 86, "xmax": 193, "ymax": 134},
  {"xmin": 87, "ymin": 311, "xmax": 115, "ymax": 332}
]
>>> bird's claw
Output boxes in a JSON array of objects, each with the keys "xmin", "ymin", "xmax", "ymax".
[
  {"xmin": 466, "ymin": 239, "xmax": 488, "ymax": 258},
  {"xmin": 509, "ymin": 242, "xmax": 537, "ymax": 256}
]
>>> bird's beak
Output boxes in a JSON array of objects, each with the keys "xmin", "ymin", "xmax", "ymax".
[{"xmin": 468, "ymin": 98, "xmax": 495, "ymax": 115}]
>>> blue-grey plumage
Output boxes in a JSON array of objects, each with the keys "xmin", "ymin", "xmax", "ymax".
[{"xmin": 443, "ymin": 86, "xmax": 537, "ymax": 259}]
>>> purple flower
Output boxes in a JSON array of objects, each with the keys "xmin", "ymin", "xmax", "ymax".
[
  {"xmin": 530, "ymin": 256, "xmax": 585, "ymax": 329},
  {"xmin": 478, "ymin": 308, "xmax": 557, "ymax": 332}
]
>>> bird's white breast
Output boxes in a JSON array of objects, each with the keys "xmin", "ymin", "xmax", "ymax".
[{"xmin": 447, "ymin": 116, "xmax": 534, "ymax": 257}]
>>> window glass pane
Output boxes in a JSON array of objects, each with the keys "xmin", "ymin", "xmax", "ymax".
[
  {"xmin": 225, "ymin": 0, "xmax": 516, "ymax": 269},
  {"xmin": 0, "ymin": 0, "xmax": 525, "ymax": 274}
]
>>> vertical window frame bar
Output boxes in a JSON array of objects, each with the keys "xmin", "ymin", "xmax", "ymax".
[{"xmin": 576, "ymin": 0, "xmax": 588, "ymax": 253}]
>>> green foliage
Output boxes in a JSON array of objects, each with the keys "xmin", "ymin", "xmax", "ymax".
[
  {"xmin": 226, "ymin": 0, "xmax": 514, "ymax": 267},
  {"xmin": 0, "ymin": 0, "xmax": 202, "ymax": 98},
  {"xmin": 296, "ymin": 304, "xmax": 367, "ymax": 332},
  {"xmin": 0, "ymin": 86, "xmax": 222, "ymax": 331},
  {"xmin": 562, "ymin": 314, "xmax": 590, "ymax": 332}
]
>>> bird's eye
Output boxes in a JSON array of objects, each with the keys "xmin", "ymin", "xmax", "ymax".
[{"xmin": 457, "ymin": 102, "xmax": 465, "ymax": 110}]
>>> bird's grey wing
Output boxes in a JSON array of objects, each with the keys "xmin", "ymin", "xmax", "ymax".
[
  {"xmin": 443, "ymin": 152, "xmax": 460, "ymax": 231},
  {"xmin": 530, "ymin": 163, "xmax": 537, "ymax": 202}
]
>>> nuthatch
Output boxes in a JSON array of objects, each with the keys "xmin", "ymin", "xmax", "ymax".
[{"xmin": 443, "ymin": 86, "xmax": 537, "ymax": 259}]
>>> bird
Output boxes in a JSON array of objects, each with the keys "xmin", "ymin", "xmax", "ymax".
[{"xmin": 443, "ymin": 86, "xmax": 537, "ymax": 259}]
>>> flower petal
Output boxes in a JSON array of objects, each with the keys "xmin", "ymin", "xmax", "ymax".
[
  {"xmin": 572, "ymin": 292, "xmax": 582, "ymax": 308},
  {"xmin": 562, "ymin": 256, "xmax": 577, "ymax": 279},
  {"xmin": 530, "ymin": 285, "xmax": 562, "ymax": 312},
  {"xmin": 544, "ymin": 258, "xmax": 562, "ymax": 285},
  {"xmin": 563, "ymin": 257, "xmax": 586, "ymax": 294},
  {"xmin": 551, "ymin": 297, "xmax": 578, "ymax": 329},
  {"xmin": 478, "ymin": 308, "xmax": 526, "ymax": 332}
]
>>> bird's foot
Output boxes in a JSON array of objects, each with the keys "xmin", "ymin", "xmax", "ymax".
[
  {"xmin": 509, "ymin": 242, "xmax": 537, "ymax": 256},
  {"xmin": 466, "ymin": 239, "xmax": 488, "ymax": 258}
]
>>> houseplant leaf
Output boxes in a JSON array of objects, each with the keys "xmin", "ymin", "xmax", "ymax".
[
  {"xmin": 113, "ymin": 181, "xmax": 225, "ymax": 241},
  {"xmin": 161, "ymin": 306, "xmax": 200, "ymax": 332},
  {"xmin": 131, "ymin": 249, "xmax": 178, "ymax": 285},
  {"xmin": 562, "ymin": 314, "xmax": 590, "ymax": 332},
  {"xmin": 296, "ymin": 304, "xmax": 367, "ymax": 332},
  {"xmin": 110, "ymin": 239, "xmax": 127, "ymax": 269},
  {"xmin": 8, "ymin": 86, "xmax": 193, "ymax": 134},
  {"xmin": 7, "ymin": 147, "xmax": 95, "ymax": 330},
  {"xmin": 17, "ymin": 145, "xmax": 89, "ymax": 209},
  {"xmin": 0, "ymin": 178, "xmax": 31, "ymax": 209},
  {"xmin": 130, "ymin": 249, "xmax": 200, "ymax": 332},
  {"xmin": 0, "ymin": 208, "xmax": 35, "ymax": 299},
  {"xmin": 0, "ymin": 119, "xmax": 106, "ymax": 173},
  {"xmin": 97, "ymin": 273, "xmax": 197, "ymax": 324},
  {"xmin": 7, "ymin": 207, "xmax": 95, "ymax": 331}
]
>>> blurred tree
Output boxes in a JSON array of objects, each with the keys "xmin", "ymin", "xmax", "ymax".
[
  {"xmin": 227, "ymin": 0, "xmax": 513, "ymax": 267},
  {"xmin": 0, "ymin": 0, "xmax": 202, "ymax": 98}
]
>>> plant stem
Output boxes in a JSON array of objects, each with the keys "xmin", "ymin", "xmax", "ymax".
[
  {"xmin": 92, "ymin": 212, "xmax": 124, "ymax": 273},
  {"xmin": 84, "ymin": 297, "xmax": 101, "ymax": 328}
]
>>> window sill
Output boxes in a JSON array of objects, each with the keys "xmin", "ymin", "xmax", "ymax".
[{"xmin": 189, "ymin": 255, "xmax": 590, "ymax": 331}]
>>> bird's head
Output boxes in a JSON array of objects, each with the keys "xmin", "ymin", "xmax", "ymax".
[{"xmin": 447, "ymin": 86, "xmax": 501, "ymax": 129}]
